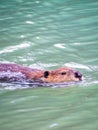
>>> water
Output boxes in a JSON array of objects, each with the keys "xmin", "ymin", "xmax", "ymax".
[{"xmin": 0, "ymin": 0, "xmax": 98, "ymax": 129}]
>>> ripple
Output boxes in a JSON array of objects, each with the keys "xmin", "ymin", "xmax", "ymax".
[
  {"xmin": 25, "ymin": 21, "xmax": 35, "ymax": 24},
  {"xmin": 35, "ymin": 1, "xmax": 40, "ymax": 4},
  {"xmin": 0, "ymin": 43, "xmax": 31, "ymax": 54},
  {"xmin": 49, "ymin": 123, "xmax": 59, "ymax": 128},
  {"xmin": 54, "ymin": 43, "xmax": 66, "ymax": 49},
  {"xmin": 64, "ymin": 62, "xmax": 94, "ymax": 71},
  {"xmin": 80, "ymin": 80, "xmax": 98, "ymax": 87},
  {"xmin": 16, "ymin": 107, "xmax": 55, "ymax": 113},
  {"xmin": 10, "ymin": 96, "xmax": 38, "ymax": 104}
]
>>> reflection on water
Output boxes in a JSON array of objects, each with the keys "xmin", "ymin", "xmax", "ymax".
[{"xmin": 0, "ymin": 0, "xmax": 98, "ymax": 130}]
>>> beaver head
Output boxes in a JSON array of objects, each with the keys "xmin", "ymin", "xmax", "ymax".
[{"xmin": 43, "ymin": 67, "xmax": 82, "ymax": 83}]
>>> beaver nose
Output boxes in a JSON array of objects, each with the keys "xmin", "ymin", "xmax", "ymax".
[{"xmin": 74, "ymin": 71, "xmax": 82, "ymax": 80}]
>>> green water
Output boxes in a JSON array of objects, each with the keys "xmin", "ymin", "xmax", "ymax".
[
  {"xmin": 0, "ymin": 0, "xmax": 98, "ymax": 130},
  {"xmin": 0, "ymin": 87, "xmax": 98, "ymax": 130}
]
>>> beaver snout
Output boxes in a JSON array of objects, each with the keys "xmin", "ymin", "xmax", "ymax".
[{"xmin": 74, "ymin": 71, "xmax": 82, "ymax": 81}]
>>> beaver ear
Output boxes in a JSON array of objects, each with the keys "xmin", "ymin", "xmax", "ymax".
[{"xmin": 44, "ymin": 71, "xmax": 49, "ymax": 78}]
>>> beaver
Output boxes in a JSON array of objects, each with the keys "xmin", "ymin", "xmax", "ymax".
[{"xmin": 0, "ymin": 63, "xmax": 82, "ymax": 83}]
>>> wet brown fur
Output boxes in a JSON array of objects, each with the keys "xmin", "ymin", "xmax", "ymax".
[{"xmin": 0, "ymin": 63, "xmax": 82, "ymax": 83}]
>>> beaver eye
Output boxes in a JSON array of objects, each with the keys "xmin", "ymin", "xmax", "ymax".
[{"xmin": 61, "ymin": 72, "xmax": 66, "ymax": 75}]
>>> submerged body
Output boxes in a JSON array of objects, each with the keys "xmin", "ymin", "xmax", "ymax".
[{"xmin": 0, "ymin": 63, "xmax": 82, "ymax": 83}]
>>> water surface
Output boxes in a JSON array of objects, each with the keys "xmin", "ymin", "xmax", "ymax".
[{"xmin": 0, "ymin": 0, "xmax": 98, "ymax": 130}]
